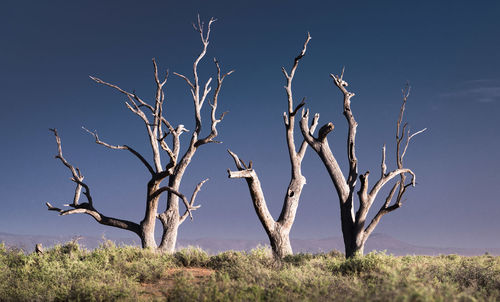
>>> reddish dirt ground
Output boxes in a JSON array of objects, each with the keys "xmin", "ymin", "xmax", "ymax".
[{"xmin": 140, "ymin": 267, "xmax": 215, "ymax": 299}]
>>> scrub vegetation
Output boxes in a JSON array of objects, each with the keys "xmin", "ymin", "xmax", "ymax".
[{"xmin": 0, "ymin": 242, "xmax": 499, "ymax": 301}]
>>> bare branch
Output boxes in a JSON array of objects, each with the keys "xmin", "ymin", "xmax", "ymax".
[
  {"xmin": 152, "ymin": 58, "xmax": 168, "ymax": 87},
  {"xmin": 358, "ymin": 84, "xmax": 424, "ymax": 250},
  {"xmin": 353, "ymin": 170, "xmax": 371, "ymax": 232},
  {"xmin": 297, "ymin": 112, "xmax": 320, "ymax": 160},
  {"xmin": 331, "ymin": 69, "xmax": 358, "ymax": 190},
  {"xmin": 358, "ymin": 171, "xmax": 370, "ymax": 202},
  {"xmin": 152, "ymin": 58, "xmax": 168, "ymax": 145},
  {"xmin": 381, "ymin": 144, "xmax": 387, "ymax": 177},
  {"xmin": 174, "ymin": 16, "xmax": 223, "ymax": 173},
  {"xmin": 158, "ymin": 119, "xmax": 187, "ymax": 166},
  {"xmin": 90, "ymin": 76, "xmax": 154, "ymax": 112},
  {"xmin": 299, "ymin": 109, "xmax": 320, "ymax": 149},
  {"xmin": 50, "ymin": 129, "xmax": 79, "ymax": 179},
  {"xmin": 278, "ymin": 33, "xmax": 312, "ymax": 190},
  {"xmin": 152, "ymin": 186, "xmax": 195, "ymax": 220},
  {"xmin": 179, "ymin": 178, "xmax": 209, "ymax": 224},
  {"xmin": 47, "ymin": 129, "xmax": 140, "ymax": 234},
  {"xmin": 318, "ymin": 122, "xmax": 335, "ymax": 141},
  {"xmin": 46, "ymin": 201, "xmax": 141, "ymax": 234},
  {"xmin": 173, "ymin": 72, "xmax": 195, "ymax": 89},
  {"xmin": 49, "ymin": 129, "xmax": 88, "ymax": 207},
  {"xmin": 401, "ymin": 128, "xmax": 427, "ymax": 161},
  {"xmin": 82, "ymin": 127, "xmax": 155, "ymax": 175},
  {"xmin": 91, "ymin": 74, "xmax": 164, "ymax": 172},
  {"xmin": 368, "ymin": 168, "xmax": 415, "ymax": 201},
  {"xmin": 46, "ymin": 202, "xmax": 62, "ymax": 212},
  {"xmin": 158, "ymin": 133, "xmax": 176, "ymax": 163},
  {"xmin": 227, "ymin": 149, "xmax": 244, "ymax": 170},
  {"xmin": 291, "ymin": 97, "xmax": 306, "ymax": 117},
  {"xmin": 282, "ymin": 32, "xmax": 311, "ymax": 115},
  {"xmin": 363, "ymin": 180, "xmax": 401, "ymax": 241},
  {"xmin": 192, "ymin": 17, "xmax": 216, "ymax": 105},
  {"xmin": 384, "ymin": 181, "xmax": 401, "ymax": 209},
  {"xmin": 161, "ymin": 117, "xmax": 176, "ymax": 133},
  {"xmin": 396, "ymin": 84, "xmax": 411, "ymax": 168},
  {"xmin": 226, "ymin": 149, "xmax": 276, "ymax": 232},
  {"xmin": 301, "ymin": 111, "xmax": 353, "ymax": 207},
  {"xmin": 196, "ymin": 59, "xmax": 233, "ymax": 147},
  {"xmin": 227, "ymin": 169, "xmax": 254, "ymax": 178},
  {"xmin": 200, "ymin": 77, "xmax": 212, "ymax": 108}
]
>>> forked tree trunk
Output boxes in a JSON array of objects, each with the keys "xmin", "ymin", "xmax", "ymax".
[
  {"xmin": 227, "ymin": 158, "xmax": 305, "ymax": 259},
  {"xmin": 227, "ymin": 34, "xmax": 314, "ymax": 260},
  {"xmin": 268, "ymin": 226, "xmax": 293, "ymax": 259}
]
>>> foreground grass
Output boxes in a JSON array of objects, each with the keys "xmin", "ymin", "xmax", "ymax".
[{"xmin": 0, "ymin": 242, "xmax": 499, "ymax": 301}]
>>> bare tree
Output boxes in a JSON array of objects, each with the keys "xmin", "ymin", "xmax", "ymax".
[
  {"xmin": 46, "ymin": 17, "xmax": 232, "ymax": 252},
  {"xmin": 300, "ymin": 68, "xmax": 426, "ymax": 258},
  {"xmin": 227, "ymin": 34, "xmax": 318, "ymax": 259}
]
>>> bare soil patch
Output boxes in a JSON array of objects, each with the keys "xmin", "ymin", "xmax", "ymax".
[{"xmin": 140, "ymin": 267, "xmax": 215, "ymax": 299}]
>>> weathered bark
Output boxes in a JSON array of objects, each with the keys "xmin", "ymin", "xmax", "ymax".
[
  {"xmin": 345, "ymin": 241, "xmax": 364, "ymax": 259},
  {"xmin": 158, "ymin": 207, "xmax": 179, "ymax": 253},
  {"xmin": 158, "ymin": 172, "xmax": 184, "ymax": 252},
  {"xmin": 300, "ymin": 70, "xmax": 426, "ymax": 258},
  {"xmin": 139, "ymin": 180, "xmax": 162, "ymax": 248},
  {"xmin": 227, "ymin": 34, "xmax": 317, "ymax": 259},
  {"xmin": 269, "ymin": 227, "xmax": 293, "ymax": 259},
  {"xmin": 46, "ymin": 16, "xmax": 229, "ymax": 252}
]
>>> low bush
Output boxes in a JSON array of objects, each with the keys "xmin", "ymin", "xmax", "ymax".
[
  {"xmin": 0, "ymin": 242, "xmax": 498, "ymax": 301},
  {"xmin": 174, "ymin": 246, "xmax": 210, "ymax": 267}
]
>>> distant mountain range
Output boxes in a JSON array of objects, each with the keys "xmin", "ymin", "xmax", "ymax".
[{"xmin": 1, "ymin": 232, "xmax": 498, "ymax": 256}]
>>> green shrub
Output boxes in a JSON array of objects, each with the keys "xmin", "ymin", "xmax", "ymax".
[
  {"xmin": 283, "ymin": 252, "xmax": 315, "ymax": 266},
  {"xmin": 0, "ymin": 242, "xmax": 499, "ymax": 301},
  {"xmin": 174, "ymin": 246, "xmax": 210, "ymax": 267}
]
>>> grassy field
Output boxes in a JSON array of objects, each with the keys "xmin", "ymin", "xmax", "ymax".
[{"xmin": 0, "ymin": 242, "xmax": 498, "ymax": 301}]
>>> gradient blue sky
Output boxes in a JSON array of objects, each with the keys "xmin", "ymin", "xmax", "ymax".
[{"xmin": 1, "ymin": 0, "xmax": 499, "ymax": 249}]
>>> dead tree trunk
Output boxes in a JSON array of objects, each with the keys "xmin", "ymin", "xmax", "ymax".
[
  {"xmin": 300, "ymin": 69, "xmax": 426, "ymax": 258},
  {"xmin": 227, "ymin": 34, "xmax": 318, "ymax": 259},
  {"xmin": 46, "ymin": 16, "xmax": 232, "ymax": 252}
]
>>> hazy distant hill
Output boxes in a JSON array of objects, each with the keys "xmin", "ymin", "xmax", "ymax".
[
  {"xmin": 1, "ymin": 232, "xmax": 498, "ymax": 256},
  {"xmin": 0, "ymin": 232, "xmax": 139, "ymax": 252},
  {"xmin": 183, "ymin": 234, "xmax": 500, "ymax": 256}
]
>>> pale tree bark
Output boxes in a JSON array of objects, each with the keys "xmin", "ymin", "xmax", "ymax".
[
  {"xmin": 46, "ymin": 16, "xmax": 231, "ymax": 252},
  {"xmin": 227, "ymin": 34, "xmax": 318, "ymax": 259},
  {"xmin": 300, "ymin": 70, "xmax": 426, "ymax": 258},
  {"xmin": 157, "ymin": 16, "xmax": 233, "ymax": 252}
]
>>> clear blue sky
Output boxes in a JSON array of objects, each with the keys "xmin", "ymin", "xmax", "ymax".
[{"xmin": 1, "ymin": 0, "xmax": 499, "ymax": 248}]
